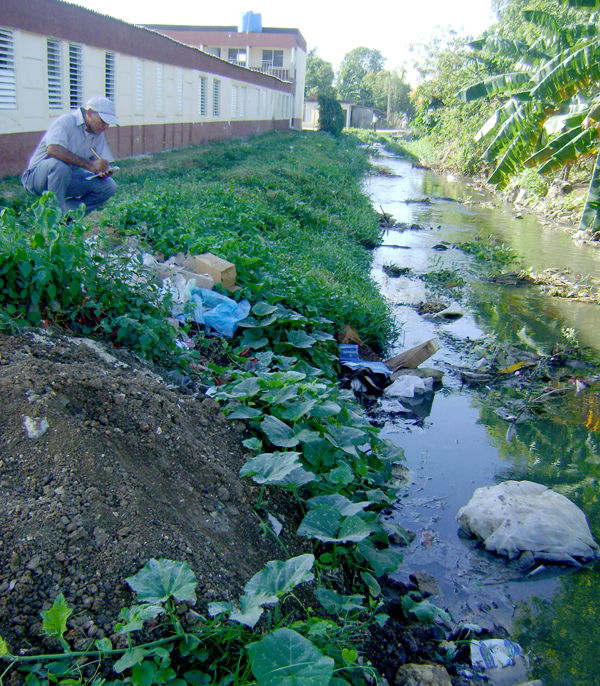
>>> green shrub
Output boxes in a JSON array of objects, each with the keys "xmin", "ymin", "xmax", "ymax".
[{"xmin": 317, "ymin": 94, "xmax": 345, "ymax": 137}]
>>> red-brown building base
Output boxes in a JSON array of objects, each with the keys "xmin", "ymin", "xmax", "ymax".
[{"xmin": 0, "ymin": 119, "xmax": 290, "ymax": 178}]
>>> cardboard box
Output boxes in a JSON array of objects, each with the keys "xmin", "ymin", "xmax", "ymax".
[
  {"xmin": 384, "ymin": 339, "xmax": 440, "ymax": 371},
  {"xmin": 184, "ymin": 253, "xmax": 237, "ymax": 291}
]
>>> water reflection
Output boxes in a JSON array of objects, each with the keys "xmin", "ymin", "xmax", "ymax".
[{"xmin": 367, "ymin": 154, "xmax": 600, "ymax": 684}]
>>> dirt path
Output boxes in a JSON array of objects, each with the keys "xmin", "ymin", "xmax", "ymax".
[{"xmin": 0, "ymin": 331, "xmax": 290, "ymax": 654}]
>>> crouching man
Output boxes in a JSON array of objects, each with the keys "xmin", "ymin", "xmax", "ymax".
[{"xmin": 21, "ymin": 96, "xmax": 119, "ymax": 217}]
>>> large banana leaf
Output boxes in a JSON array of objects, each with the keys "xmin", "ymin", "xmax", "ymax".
[
  {"xmin": 561, "ymin": 0, "xmax": 599, "ymax": 8},
  {"xmin": 538, "ymin": 128, "xmax": 598, "ymax": 174},
  {"xmin": 530, "ymin": 42, "xmax": 600, "ymax": 103},
  {"xmin": 523, "ymin": 10, "xmax": 562, "ymax": 37},
  {"xmin": 544, "ymin": 111, "xmax": 586, "ymax": 135},
  {"xmin": 468, "ymin": 35, "xmax": 536, "ymax": 58},
  {"xmin": 483, "ymin": 102, "xmax": 536, "ymax": 161},
  {"xmin": 457, "ymin": 73, "xmax": 533, "ymax": 103},
  {"xmin": 475, "ymin": 99, "xmax": 521, "ymax": 142},
  {"xmin": 525, "ymin": 126, "xmax": 596, "ymax": 167},
  {"xmin": 579, "ymin": 150, "xmax": 600, "ymax": 230},
  {"xmin": 487, "ymin": 109, "xmax": 552, "ymax": 187}
]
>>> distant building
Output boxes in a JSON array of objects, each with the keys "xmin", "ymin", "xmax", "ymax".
[
  {"xmin": 302, "ymin": 97, "xmax": 370, "ymax": 130},
  {"xmin": 144, "ymin": 16, "xmax": 306, "ymax": 129},
  {"xmin": 0, "ymin": 0, "xmax": 293, "ymax": 177}
]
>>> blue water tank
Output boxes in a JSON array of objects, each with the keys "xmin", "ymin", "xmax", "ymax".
[{"xmin": 238, "ymin": 12, "xmax": 262, "ymax": 33}]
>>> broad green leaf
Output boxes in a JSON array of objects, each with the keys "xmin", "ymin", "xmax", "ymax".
[
  {"xmin": 303, "ymin": 438, "xmax": 338, "ymax": 468},
  {"xmin": 264, "ymin": 384, "xmax": 299, "ymax": 405},
  {"xmin": 315, "ymin": 587, "xmax": 365, "ymax": 614},
  {"xmin": 230, "ymin": 594, "xmax": 265, "ymax": 628},
  {"xmin": 240, "ymin": 451, "xmax": 301, "ymax": 484},
  {"xmin": 310, "ymin": 401, "xmax": 341, "ymax": 419},
  {"xmin": 293, "ymin": 428, "xmax": 322, "ymax": 443},
  {"xmin": 307, "ymin": 620, "xmax": 337, "ymax": 636},
  {"xmin": 310, "ymin": 330, "xmax": 335, "ymax": 342},
  {"xmin": 208, "ymin": 601, "xmax": 235, "ymax": 617},
  {"xmin": 376, "ymin": 439, "xmax": 406, "ymax": 462},
  {"xmin": 0, "ymin": 637, "xmax": 10, "ymax": 656},
  {"xmin": 336, "ymin": 515, "xmax": 380, "ymax": 543},
  {"xmin": 261, "ymin": 415, "xmax": 299, "ymax": 447},
  {"xmin": 273, "ymin": 466, "xmax": 318, "ymax": 487},
  {"xmin": 227, "ymin": 405, "xmax": 263, "ymax": 419},
  {"xmin": 244, "ymin": 554, "xmax": 315, "ymax": 599},
  {"xmin": 239, "ymin": 329, "xmax": 269, "ymax": 350},
  {"xmin": 224, "ymin": 378, "xmax": 261, "ymax": 399},
  {"xmin": 343, "ymin": 408, "xmax": 373, "ymax": 429},
  {"xmin": 297, "ymin": 507, "xmax": 342, "ymax": 542},
  {"xmin": 457, "ymin": 72, "xmax": 532, "ymax": 102},
  {"xmin": 401, "ymin": 596, "xmax": 452, "ymax": 625},
  {"xmin": 281, "ymin": 399, "xmax": 317, "ymax": 421},
  {"xmin": 246, "ymin": 628, "xmax": 334, "ymax": 686},
  {"xmin": 360, "ymin": 572, "xmax": 381, "ymax": 598},
  {"xmin": 132, "ymin": 660, "xmax": 158, "ymax": 686},
  {"xmin": 95, "ymin": 637, "xmax": 113, "ymax": 653},
  {"xmin": 307, "ymin": 494, "xmax": 370, "ymax": 517},
  {"xmin": 538, "ymin": 128, "xmax": 598, "ymax": 174},
  {"xmin": 243, "ymin": 437, "xmax": 262, "ymax": 451},
  {"xmin": 237, "ymin": 316, "xmax": 261, "ymax": 328},
  {"xmin": 384, "ymin": 521, "xmax": 414, "ymax": 546},
  {"xmin": 126, "ymin": 559, "xmax": 197, "ymax": 604},
  {"xmin": 113, "ymin": 647, "xmax": 150, "ymax": 673},
  {"xmin": 356, "ymin": 539, "xmax": 403, "ymax": 577},
  {"xmin": 253, "ymin": 302, "xmax": 279, "ymax": 316},
  {"xmin": 184, "ymin": 670, "xmax": 212, "ymax": 686},
  {"xmin": 287, "ymin": 330, "xmax": 317, "ymax": 349},
  {"xmin": 325, "ymin": 462, "xmax": 355, "ymax": 486},
  {"xmin": 326, "ymin": 425, "xmax": 368, "ymax": 457},
  {"xmin": 41, "ymin": 593, "xmax": 72, "ymax": 638},
  {"xmin": 117, "ymin": 604, "xmax": 164, "ymax": 634}
]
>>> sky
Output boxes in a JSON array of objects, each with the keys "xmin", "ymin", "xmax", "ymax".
[{"xmin": 72, "ymin": 0, "xmax": 496, "ymax": 82}]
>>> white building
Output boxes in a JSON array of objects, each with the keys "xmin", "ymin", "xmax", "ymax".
[{"xmin": 0, "ymin": 0, "xmax": 294, "ymax": 177}]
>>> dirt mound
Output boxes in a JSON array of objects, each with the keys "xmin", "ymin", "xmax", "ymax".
[{"xmin": 0, "ymin": 331, "xmax": 284, "ymax": 653}]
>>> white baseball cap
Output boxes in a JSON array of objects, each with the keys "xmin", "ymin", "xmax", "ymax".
[{"xmin": 86, "ymin": 96, "xmax": 119, "ymax": 126}]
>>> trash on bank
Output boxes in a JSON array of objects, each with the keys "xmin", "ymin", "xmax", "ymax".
[
  {"xmin": 428, "ymin": 301, "xmax": 464, "ymax": 319},
  {"xmin": 384, "ymin": 338, "xmax": 440, "ymax": 371},
  {"xmin": 384, "ymin": 375, "xmax": 434, "ymax": 398},
  {"xmin": 457, "ymin": 480, "xmax": 600, "ymax": 565},
  {"xmin": 23, "ymin": 415, "xmax": 49, "ymax": 439},
  {"xmin": 470, "ymin": 639, "xmax": 523, "ymax": 669},
  {"xmin": 340, "ymin": 344, "xmax": 392, "ymax": 393}
]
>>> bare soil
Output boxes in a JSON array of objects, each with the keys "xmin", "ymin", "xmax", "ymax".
[{"xmin": 0, "ymin": 330, "xmax": 297, "ymax": 654}]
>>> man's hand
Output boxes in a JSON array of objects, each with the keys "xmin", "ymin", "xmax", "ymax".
[{"xmin": 47, "ymin": 144, "xmax": 109, "ymax": 173}]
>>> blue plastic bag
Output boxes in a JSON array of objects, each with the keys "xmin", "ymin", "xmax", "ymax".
[{"xmin": 191, "ymin": 288, "xmax": 250, "ymax": 338}]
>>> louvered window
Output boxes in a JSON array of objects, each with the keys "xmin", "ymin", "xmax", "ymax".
[
  {"xmin": 240, "ymin": 87, "xmax": 246, "ymax": 118},
  {"xmin": 198, "ymin": 75, "xmax": 207, "ymax": 116},
  {"xmin": 47, "ymin": 39, "xmax": 61, "ymax": 110},
  {"xmin": 69, "ymin": 43, "xmax": 83, "ymax": 108},
  {"xmin": 105, "ymin": 52, "xmax": 115, "ymax": 102},
  {"xmin": 0, "ymin": 28, "xmax": 16, "ymax": 110},
  {"xmin": 230, "ymin": 85, "xmax": 237, "ymax": 118},
  {"xmin": 213, "ymin": 79, "xmax": 220, "ymax": 117},
  {"xmin": 176, "ymin": 67, "xmax": 183, "ymax": 112},
  {"xmin": 156, "ymin": 63, "xmax": 163, "ymax": 113},
  {"xmin": 135, "ymin": 58, "xmax": 143, "ymax": 112}
]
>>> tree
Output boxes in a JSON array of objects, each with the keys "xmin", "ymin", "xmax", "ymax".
[
  {"xmin": 305, "ymin": 48, "xmax": 336, "ymax": 97},
  {"xmin": 337, "ymin": 47, "xmax": 386, "ymax": 105},
  {"xmin": 458, "ymin": 0, "xmax": 600, "ymax": 229},
  {"xmin": 317, "ymin": 94, "xmax": 345, "ymax": 136},
  {"xmin": 362, "ymin": 68, "xmax": 415, "ymax": 121}
]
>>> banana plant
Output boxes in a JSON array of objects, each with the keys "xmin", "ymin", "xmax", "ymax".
[{"xmin": 458, "ymin": 0, "xmax": 600, "ymax": 230}]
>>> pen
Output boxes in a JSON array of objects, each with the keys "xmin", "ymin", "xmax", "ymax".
[{"xmin": 90, "ymin": 148, "xmax": 101, "ymax": 160}]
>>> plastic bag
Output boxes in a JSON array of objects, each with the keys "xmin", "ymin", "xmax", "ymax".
[
  {"xmin": 192, "ymin": 288, "xmax": 250, "ymax": 338},
  {"xmin": 470, "ymin": 639, "xmax": 523, "ymax": 669},
  {"xmin": 457, "ymin": 480, "xmax": 600, "ymax": 565},
  {"xmin": 384, "ymin": 375, "xmax": 434, "ymax": 398}
]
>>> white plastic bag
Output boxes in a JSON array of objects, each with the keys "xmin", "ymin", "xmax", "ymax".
[
  {"xmin": 457, "ymin": 480, "xmax": 600, "ymax": 565},
  {"xmin": 384, "ymin": 375, "xmax": 434, "ymax": 398}
]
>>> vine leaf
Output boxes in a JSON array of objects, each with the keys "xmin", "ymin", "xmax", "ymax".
[
  {"xmin": 41, "ymin": 593, "xmax": 72, "ymax": 639},
  {"xmin": 126, "ymin": 558, "xmax": 197, "ymax": 604},
  {"xmin": 246, "ymin": 628, "xmax": 334, "ymax": 686}
]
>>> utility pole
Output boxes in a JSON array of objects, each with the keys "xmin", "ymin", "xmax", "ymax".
[{"xmin": 387, "ymin": 70, "xmax": 391, "ymax": 124}]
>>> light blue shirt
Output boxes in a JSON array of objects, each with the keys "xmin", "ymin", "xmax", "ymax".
[{"xmin": 25, "ymin": 108, "xmax": 114, "ymax": 172}]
